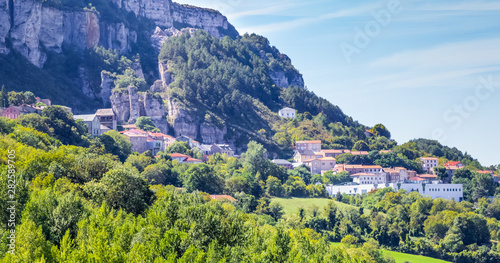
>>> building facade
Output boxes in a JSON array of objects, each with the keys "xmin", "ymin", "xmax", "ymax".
[{"xmin": 278, "ymin": 107, "xmax": 296, "ymax": 119}]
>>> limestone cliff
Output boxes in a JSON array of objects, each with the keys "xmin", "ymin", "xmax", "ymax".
[
  {"xmin": 110, "ymin": 86, "xmax": 168, "ymax": 134},
  {"xmin": 0, "ymin": 0, "xmax": 238, "ymax": 68}
]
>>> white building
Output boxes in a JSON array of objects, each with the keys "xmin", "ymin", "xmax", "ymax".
[
  {"xmin": 279, "ymin": 107, "xmax": 296, "ymax": 119},
  {"xmin": 74, "ymin": 114, "xmax": 100, "ymax": 136},
  {"xmin": 326, "ymin": 182, "xmax": 463, "ymax": 201},
  {"xmin": 351, "ymin": 172, "xmax": 387, "ymax": 185},
  {"xmin": 421, "ymin": 157, "xmax": 439, "ymax": 172}
]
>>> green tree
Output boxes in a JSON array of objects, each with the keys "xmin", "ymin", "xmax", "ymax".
[
  {"xmin": 268, "ymin": 202, "xmax": 284, "ymax": 221},
  {"xmin": 182, "ymin": 163, "xmax": 224, "ymax": 193},
  {"xmin": 135, "ymin": 116, "xmax": 158, "ymax": 132},
  {"xmin": 266, "ymin": 176, "xmax": 284, "ymax": 197},
  {"xmin": 165, "ymin": 141, "xmax": 192, "ymax": 155},
  {"xmin": 242, "ymin": 141, "xmax": 269, "ymax": 177},
  {"xmin": 0, "ymin": 85, "xmax": 8, "ymax": 107},
  {"xmin": 353, "ymin": 140, "xmax": 370, "ymax": 151},
  {"xmin": 371, "ymin": 124, "xmax": 391, "ymax": 139},
  {"xmin": 23, "ymin": 91, "xmax": 36, "ymax": 105},
  {"xmin": 8, "ymin": 91, "xmax": 25, "ymax": 106},
  {"xmin": 42, "ymin": 105, "xmax": 88, "ymax": 146},
  {"xmin": 83, "ymin": 167, "xmax": 154, "ymax": 215},
  {"xmin": 100, "ymin": 130, "xmax": 132, "ymax": 162},
  {"xmin": 471, "ymin": 172, "xmax": 495, "ymax": 201}
]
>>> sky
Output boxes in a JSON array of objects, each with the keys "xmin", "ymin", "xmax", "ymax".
[{"xmin": 174, "ymin": 0, "xmax": 500, "ymax": 166}]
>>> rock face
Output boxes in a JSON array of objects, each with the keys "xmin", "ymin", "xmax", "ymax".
[
  {"xmin": 100, "ymin": 72, "xmax": 115, "ymax": 107},
  {"xmin": 0, "ymin": 0, "xmax": 10, "ymax": 54},
  {"xmin": 110, "ymin": 87, "xmax": 168, "ymax": 134},
  {"xmin": 270, "ymin": 70, "xmax": 305, "ymax": 89},
  {"xmin": 0, "ymin": 0, "xmax": 238, "ymax": 68},
  {"xmin": 99, "ymin": 22, "xmax": 137, "ymax": 54},
  {"xmin": 171, "ymin": 3, "xmax": 238, "ymax": 39}
]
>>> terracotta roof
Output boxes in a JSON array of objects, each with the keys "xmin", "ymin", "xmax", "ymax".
[
  {"xmin": 303, "ymin": 159, "xmax": 319, "ymax": 163},
  {"xmin": 321, "ymin": 149, "xmax": 345, "ymax": 154},
  {"xmin": 319, "ymin": 157, "xmax": 336, "ymax": 161},
  {"xmin": 421, "ymin": 157, "xmax": 438, "ymax": 160},
  {"xmin": 365, "ymin": 130, "xmax": 373, "ymax": 134},
  {"xmin": 170, "ymin": 153, "xmax": 190, "ymax": 158},
  {"xmin": 418, "ymin": 174, "xmax": 437, "ymax": 178},
  {"xmin": 210, "ymin": 195, "xmax": 237, "ymax": 201},
  {"xmin": 186, "ymin": 158, "xmax": 202, "ymax": 162},
  {"xmin": 445, "ymin": 161, "xmax": 462, "ymax": 167},
  {"xmin": 296, "ymin": 140, "xmax": 322, "ymax": 144},
  {"xmin": 476, "ymin": 170, "xmax": 493, "ymax": 174},
  {"xmin": 409, "ymin": 177, "xmax": 425, "ymax": 181},
  {"xmin": 122, "ymin": 124, "xmax": 137, "ymax": 129},
  {"xmin": 379, "ymin": 150, "xmax": 393, "ymax": 154}
]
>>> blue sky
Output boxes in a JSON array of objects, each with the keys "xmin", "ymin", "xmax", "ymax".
[{"xmin": 175, "ymin": 0, "xmax": 500, "ymax": 166}]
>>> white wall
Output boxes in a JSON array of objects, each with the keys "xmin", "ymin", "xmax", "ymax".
[{"xmin": 326, "ymin": 183, "xmax": 463, "ymax": 201}]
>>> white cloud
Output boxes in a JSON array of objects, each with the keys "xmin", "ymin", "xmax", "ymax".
[{"xmin": 415, "ymin": 1, "xmax": 500, "ymax": 11}]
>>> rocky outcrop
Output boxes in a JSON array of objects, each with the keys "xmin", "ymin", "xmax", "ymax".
[
  {"xmin": 171, "ymin": 3, "xmax": 238, "ymax": 39},
  {"xmin": 100, "ymin": 72, "xmax": 115, "ymax": 107},
  {"xmin": 0, "ymin": 0, "xmax": 10, "ymax": 54},
  {"xmin": 270, "ymin": 70, "xmax": 305, "ymax": 89},
  {"xmin": 9, "ymin": 2, "xmax": 102, "ymax": 67},
  {"xmin": 151, "ymin": 26, "xmax": 196, "ymax": 51},
  {"xmin": 99, "ymin": 22, "xmax": 137, "ymax": 54},
  {"xmin": 110, "ymin": 87, "xmax": 168, "ymax": 133},
  {"xmin": 200, "ymin": 123, "xmax": 227, "ymax": 144},
  {"xmin": 158, "ymin": 60, "xmax": 175, "ymax": 88}
]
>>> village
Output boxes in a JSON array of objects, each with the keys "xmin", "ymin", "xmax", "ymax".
[{"xmin": 4, "ymin": 101, "xmax": 497, "ymax": 203}]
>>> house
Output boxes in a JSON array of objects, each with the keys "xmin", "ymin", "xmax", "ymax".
[
  {"xmin": 126, "ymin": 134, "xmax": 148, "ymax": 153},
  {"xmin": 272, "ymin": 159, "xmax": 293, "ymax": 169},
  {"xmin": 35, "ymin": 97, "xmax": 51, "ymax": 106},
  {"xmin": 420, "ymin": 157, "xmax": 439, "ymax": 172},
  {"xmin": 295, "ymin": 140, "xmax": 322, "ymax": 152},
  {"xmin": 320, "ymin": 149, "xmax": 351, "ymax": 158},
  {"xmin": 293, "ymin": 149, "xmax": 323, "ymax": 163},
  {"xmin": 333, "ymin": 164, "xmax": 384, "ymax": 175},
  {"xmin": 2, "ymin": 106, "xmax": 20, "ymax": 119},
  {"xmin": 73, "ymin": 114, "xmax": 100, "ymax": 136},
  {"xmin": 176, "ymin": 135, "xmax": 199, "ymax": 148},
  {"xmin": 383, "ymin": 167, "xmax": 408, "ymax": 182},
  {"xmin": 304, "ymin": 157, "xmax": 336, "ymax": 174},
  {"xmin": 379, "ymin": 150, "xmax": 393, "ymax": 154},
  {"xmin": 351, "ymin": 172, "xmax": 387, "ymax": 185},
  {"xmin": 444, "ymin": 161, "xmax": 465, "ymax": 168},
  {"xmin": 217, "ymin": 144, "xmax": 235, "ymax": 156},
  {"xmin": 278, "ymin": 107, "xmax": 296, "ymax": 119},
  {"xmin": 170, "ymin": 153, "xmax": 192, "ymax": 163},
  {"xmin": 364, "ymin": 130, "xmax": 373, "ymax": 137},
  {"xmin": 2, "ymin": 105, "xmax": 40, "ymax": 119},
  {"xmin": 197, "ymin": 144, "xmax": 223, "ymax": 161},
  {"xmin": 146, "ymin": 135, "xmax": 164, "ymax": 156},
  {"xmin": 96, "ymin": 108, "xmax": 117, "ymax": 131}
]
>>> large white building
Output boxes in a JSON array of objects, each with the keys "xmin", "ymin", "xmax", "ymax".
[
  {"xmin": 279, "ymin": 107, "xmax": 296, "ymax": 119},
  {"xmin": 326, "ymin": 182, "xmax": 463, "ymax": 201}
]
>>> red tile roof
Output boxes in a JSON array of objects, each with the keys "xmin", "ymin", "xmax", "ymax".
[
  {"xmin": 409, "ymin": 177, "xmax": 425, "ymax": 181},
  {"xmin": 476, "ymin": 170, "xmax": 493, "ymax": 174},
  {"xmin": 445, "ymin": 161, "xmax": 462, "ymax": 167},
  {"xmin": 418, "ymin": 174, "xmax": 437, "ymax": 178},
  {"xmin": 170, "ymin": 153, "xmax": 190, "ymax": 158}
]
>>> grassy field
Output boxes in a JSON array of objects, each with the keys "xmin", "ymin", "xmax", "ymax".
[
  {"xmin": 270, "ymin": 197, "xmax": 367, "ymax": 216},
  {"xmin": 331, "ymin": 243, "xmax": 450, "ymax": 263}
]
